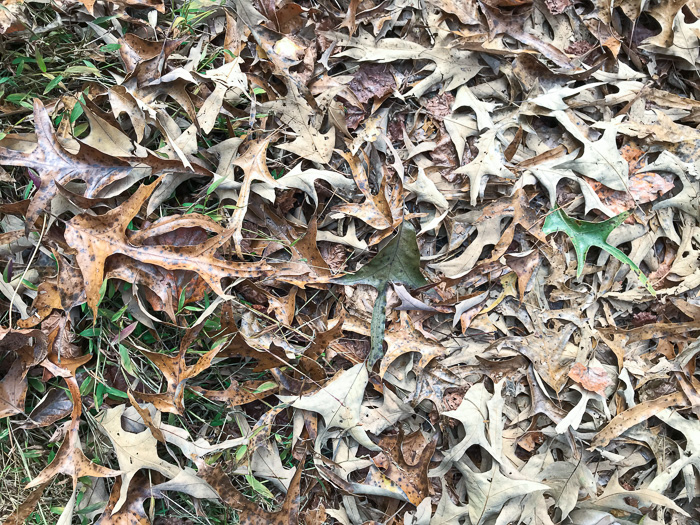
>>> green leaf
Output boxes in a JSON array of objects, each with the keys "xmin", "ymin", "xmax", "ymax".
[
  {"xmin": 97, "ymin": 278, "xmax": 108, "ymax": 311},
  {"xmin": 119, "ymin": 344, "xmax": 134, "ymax": 376},
  {"xmin": 93, "ymin": 14, "xmax": 121, "ymax": 24},
  {"xmin": 100, "ymin": 43, "xmax": 122, "ymax": 52},
  {"xmin": 35, "ymin": 49, "xmax": 46, "ymax": 73},
  {"xmin": 70, "ymin": 98, "xmax": 84, "ymax": 123},
  {"xmin": 2, "ymin": 259, "xmax": 11, "ymax": 283},
  {"xmin": 111, "ymin": 303, "xmax": 128, "ymax": 322},
  {"xmin": 253, "ymin": 381, "xmax": 277, "ymax": 393},
  {"xmin": 63, "ymin": 65, "xmax": 101, "ymax": 77},
  {"xmin": 337, "ymin": 221, "xmax": 427, "ymax": 367},
  {"xmin": 21, "ymin": 279, "xmax": 37, "ymax": 291},
  {"xmin": 542, "ymin": 208, "xmax": 655, "ymax": 295},
  {"xmin": 245, "ymin": 474, "xmax": 275, "ymax": 500},
  {"xmin": 206, "ymin": 175, "xmax": 227, "ymax": 195},
  {"xmin": 177, "ymin": 284, "xmax": 188, "ymax": 312},
  {"xmin": 43, "ymin": 75, "xmax": 63, "ymax": 95}
]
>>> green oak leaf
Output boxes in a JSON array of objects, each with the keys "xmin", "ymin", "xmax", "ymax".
[
  {"xmin": 337, "ymin": 221, "xmax": 428, "ymax": 367},
  {"xmin": 542, "ymin": 208, "xmax": 655, "ymax": 295}
]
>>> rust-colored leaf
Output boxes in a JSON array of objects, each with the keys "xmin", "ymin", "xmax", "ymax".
[
  {"xmin": 568, "ymin": 363, "xmax": 610, "ymax": 395},
  {"xmin": 136, "ymin": 324, "xmax": 223, "ymax": 414},
  {"xmin": 64, "ymin": 178, "xmax": 277, "ymax": 317},
  {"xmin": 198, "ymin": 461, "xmax": 303, "ymax": 525}
]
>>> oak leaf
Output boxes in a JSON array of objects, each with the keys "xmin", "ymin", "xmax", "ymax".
[
  {"xmin": 230, "ymin": 136, "xmax": 280, "ymax": 257},
  {"xmin": 96, "ymin": 404, "xmax": 222, "ymax": 514},
  {"xmin": 0, "ymin": 100, "xmax": 144, "ymax": 229},
  {"xmin": 0, "ymin": 329, "xmax": 47, "ymax": 418},
  {"xmin": 337, "ymin": 221, "xmax": 427, "ymax": 367},
  {"xmin": 262, "ymin": 81, "xmax": 336, "ymax": 164},
  {"xmin": 198, "ymin": 460, "xmax": 303, "ymax": 525},
  {"xmin": 136, "ymin": 324, "xmax": 223, "ymax": 413},
  {"xmin": 278, "ymin": 363, "xmax": 380, "ymax": 451},
  {"xmin": 64, "ymin": 178, "xmax": 276, "ymax": 317}
]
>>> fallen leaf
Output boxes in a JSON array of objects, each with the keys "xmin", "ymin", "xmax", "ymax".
[
  {"xmin": 198, "ymin": 460, "xmax": 303, "ymax": 525},
  {"xmin": 591, "ymin": 392, "xmax": 688, "ymax": 448},
  {"xmin": 0, "ymin": 100, "xmax": 143, "ymax": 229},
  {"xmin": 65, "ymin": 178, "xmax": 277, "ymax": 317},
  {"xmin": 279, "ymin": 363, "xmax": 380, "ymax": 451},
  {"xmin": 542, "ymin": 207, "xmax": 655, "ymax": 294},
  {"xmin": 567, "ymin": 363, "xmax": 610, "ymax": 395}
]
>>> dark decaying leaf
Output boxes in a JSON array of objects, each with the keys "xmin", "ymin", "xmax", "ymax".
[
  {"xmin": 0, "ymin": 328, "xmax": 47, "ymax": 418},
  {"xmin": 0, "ymin": 100, "xmax": 140, "ymax": 229}
]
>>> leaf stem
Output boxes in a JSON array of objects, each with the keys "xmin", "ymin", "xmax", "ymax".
[{"xmin": 368, "ymin": 282, "xmax": 388, "ymax": 368}]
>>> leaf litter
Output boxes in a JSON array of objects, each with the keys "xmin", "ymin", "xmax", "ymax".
[{"xmin": 1, "ymin": 0, "xmax": 700, "ymax": 524}]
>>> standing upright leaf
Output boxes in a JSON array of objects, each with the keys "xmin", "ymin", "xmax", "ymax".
[{"xmin": 337, "ymin": 221, "xmax": 427, "ymax": 367}]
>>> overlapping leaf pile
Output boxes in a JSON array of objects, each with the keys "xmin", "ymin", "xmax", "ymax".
[{"xmin": 2, "ymin": 0, "xmax": 700, "ymax": 523}]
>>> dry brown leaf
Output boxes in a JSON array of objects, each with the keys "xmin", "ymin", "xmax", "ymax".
[
  {"xmin": 64, "ymin": 178, "xmax": 277, "ymax": 317},
  {"xmin": 0, "ymin": 328, "xmax": 47, "ymax": 417},
  {"xmin": 333, "ymin": 151, "xmax": 393, "ymax": 230},
  {"xmin": 0, "ymin": 100, "xmax": 140, "ymax": 228},
  {"xmin": 591, "ymin": 392, "xmax": 689, "ymax": 448},
  {"xmin": 199, "ymin": 461, "xmax": 303, "ymax": 525},
  {"xmin": 136, "ymin": 324, "xmax": 222, "ymax": 414},
  {"xmin": 231, "ymin": 136, "xmax": 280, "ymax": 257}
]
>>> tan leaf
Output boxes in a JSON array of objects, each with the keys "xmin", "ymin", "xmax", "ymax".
[
  {"xmin": 591, "ymin": 392, "xmax": 689, "ymax": 448},
  {"xmin": 231, "ymin": 136, "xmax": 280, "ymax": 257}
]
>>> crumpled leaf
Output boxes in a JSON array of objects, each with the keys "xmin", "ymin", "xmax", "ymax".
[
  {"xmin": 0, "ymin": 328, "xmax": 47, "ymax": 417},
  {"xmin": 332, "ymin": 151, "xmax": 394, "ymax": 231}
]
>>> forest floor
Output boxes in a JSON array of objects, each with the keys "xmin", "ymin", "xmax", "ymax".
[{"xmin": 1, "ymin": 0, "xmax": 700, "ymax": 524}]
